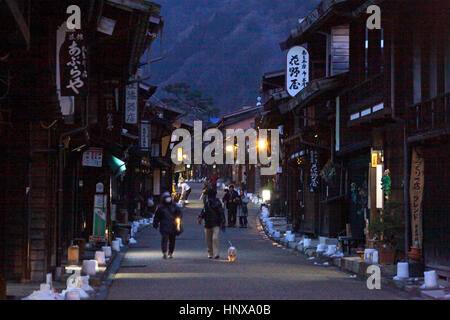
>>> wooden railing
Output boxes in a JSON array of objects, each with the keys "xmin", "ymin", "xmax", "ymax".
[{"xmin": 407, "ymin": 92, "xmax": 450, "ymax": 135}]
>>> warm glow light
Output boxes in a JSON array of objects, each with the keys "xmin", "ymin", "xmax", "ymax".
[
  {"xmin": 177, "ymin": 148, "xmax": 183, "ymax": 162},
  {"xmin": 258, "ymin": 139, "xmax": 267, "ymax": 150},
  {"xmin": 262, "ymin": 189, "xmax": 271, "ymax": 201},
  {"xmin": 176, "ymin": 218, "xmax": 181, "ymax": 231},
  {"xmin": 226, "ymin": 145, "xmax": 234, "ymax": 152}
]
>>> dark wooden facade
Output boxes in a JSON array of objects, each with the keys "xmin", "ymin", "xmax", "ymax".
[
  {"xmin": 0, "ymin": 0, "xmax": 164, "ymax": 287},
  {"xmin": 269, "ymin": 0, "xmax": 449, "ymax": 273}
]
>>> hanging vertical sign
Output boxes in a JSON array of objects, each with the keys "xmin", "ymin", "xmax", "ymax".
[
  {"xmin": 60, "ymin": 30, "xmax": 88, "ymax": 96},
  {"xmin": 125, "ymin": 78, "xmax": 138, "ymax": 124},
  {"xmin": 309, "ymin": 150, "xmax": 319, "ymax": 192},
  {"xmin": 286, "ymin": 46, "xmax": 309, "ymax": 97},
  {"xmin": 140, "ymin": 120, "xmax": 151, "ymax": 152},
  {"xmin": 409, "ymin": 147, "xmax": 424, "ymax": 249}
]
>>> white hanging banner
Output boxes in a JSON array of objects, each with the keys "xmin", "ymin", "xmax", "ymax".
[
  {"xmin": 286, "ymin": 46, "xmax": 309, "ymax": 97},
  {"xmin": 125, "ymin": 77, "xmax": 138, "ymax": 124}
]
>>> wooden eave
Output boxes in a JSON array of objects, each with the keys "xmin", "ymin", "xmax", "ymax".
[
  {"xmin": 281, "ymin": 72, "xmax": 348, "ymax": 114},
  {"xmin": 280, "ymin": 0, "xmax": 358, "ymax": 50}
]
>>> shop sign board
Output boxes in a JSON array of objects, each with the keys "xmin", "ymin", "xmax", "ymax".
[
  {"xmin": 140, "ymin": 120, "xmax": 151, "ymax": 151},
  {"xmin": 93, "ymin": 194, "xmax": 107, "ymax": 240},
  {"xmin": 410, "ymin": 147, "xmax": 424, "ymax": 249},
  {"xmin": 125, "ymin": 78, "xmax": 138, "ymax": 124},
  {"xmin": 286, "ymin": 46, "xmax": 309, "ymax": 97},
  {"xmin": 82, "ymin": 148, "xmax": 103, "ymax": 167}
]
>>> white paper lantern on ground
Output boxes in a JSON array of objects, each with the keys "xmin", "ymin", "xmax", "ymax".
[
  {"xmin": 303, "ymin": 238, "xmax": 312, "ymax": 247},
  {"xmin": 286, "ymin": 234, "xmax": 295, "ymax": 242},
  {"xmin": 102, "ymin": 246, "xmax": 112, "ymax": 258},
  {"xmin": 95, "ymin": 251, "xmax": 106, "ymax": 265},
  {"xmin": 112, "ymin": 240, "xmax": 120, "ymax": 252},
  {"xmin": 82, "ymin": 260, "xmax": 97, "ymax": 276},
  {"xmin": 274, "ymin": 231, "xmax": 280, "ymax": 238},
  {"xmin": 424, "ymin": 270, "xmax": 438, "ymax": 288},
  {"xmin": 316, "ymin": 244, "xmax": 327, "ymax": 253},
  {"xmin": 325, "ymin": 245, "xmax": 337, "ymax": 256},
  {"xmin": 395, "ymin": 262, "xmax": 409, "ymax": 279}
]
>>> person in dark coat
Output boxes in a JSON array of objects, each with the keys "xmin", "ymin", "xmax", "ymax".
[
  {"xmin": 198, "ymin": 188, "xmax": 225, "ymax": 259},
  {"xmin": 223, "ymin": 185, "xmax": 240, "ymax": 227},
  {"xmin": 153, "ymin": 191, "xmax": 183, "ymax": 259}
]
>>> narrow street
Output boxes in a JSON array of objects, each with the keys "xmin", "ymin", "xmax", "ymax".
[{"xmin": 107, "ymin": 183, "xmax": 403, "ymax": 300}]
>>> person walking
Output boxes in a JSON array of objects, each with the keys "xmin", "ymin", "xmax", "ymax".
[
  {"xmin": 223, "ymin": 185, "xmax": 239, "ymax": 227},
  {"xmin": 238, "ymin": 189, "xmax": 249, "ymax": 228},
  {"xmin": 178, "ymin": 181, "xmax": 192, "ymax": 204},
  {"xmin": 152, "ymin": 192, "xmax": 183, "ymax": 259},
  {"xmin": 198, "ymin": 188, "xmax": 226, "ymax": 259}
]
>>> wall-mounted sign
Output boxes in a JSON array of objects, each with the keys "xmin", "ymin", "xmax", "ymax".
[
  {"xmin": 82, "ymin": 148, "xmax": 103, "ymax": 167},
  {"xmin": 96, "ymin": 182, "xmax": 104, "ymax": 193},
  {"xmin": 125, "ymin": 78, "xmax": 138, "ymax": 124},
  {"xmin": 60, "ymin": 30, "xmax": 88, "ymax": 96},
  {"xmin": 410, "ymin": 147, "xmax": 424, "ymax": 249},
  {"xmin": 286, "ymin": 46, "xmax": 309, "ymax": 97},
  {"xmin": 371, "ymin": 152, "xmax": 378, "ymax": 167},
  {"xmin": 93, "ymin": 194, "xmax": 107, "ymax": 239},
  {"xmin": 140, "ymin": 120, "xmax": 151, "ymax": 151}
]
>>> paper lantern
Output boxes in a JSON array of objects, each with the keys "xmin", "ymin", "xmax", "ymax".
[
  {"xmin": 396, "ymin": 262, "xmax": 409, "ymax": 279},
  {"xmin": 326, "ymin": 245, "xmax": 337, "ymax": 256},
  {"xmin": 68, "ymin": 245, "xmax": 79, "ymax": 265},
  {"xmin": 424, "ymin": 270, "xmax": 438, "ymax": 288},
  {"xmin": 95, "ymin": 251, "xmax": 106, "ymax": 265},
  {"xmin": 112, "ymin": 240, "xmax": 120, "ymax": 252},
  {"xmin": 82, "ymin": 260, "xmax": 97, "ymax": 276},
  {"xmin": 102, "ymin": 246, "xmax": 112, "ymax": 258},
  {"xmin": 303, "ymin": 238, "xmax": 312, "ymax": 247}
]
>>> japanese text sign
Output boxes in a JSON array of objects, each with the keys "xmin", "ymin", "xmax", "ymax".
[{"xmin": 286, "ymin": 46, "xmax": 309, "ymax": 97}]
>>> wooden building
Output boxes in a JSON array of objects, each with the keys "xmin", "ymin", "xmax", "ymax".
[
  {"xmin": 0, "ymin": 0, "xmax": 164, "ymax": 288},
  {"xmin": 272, "ymin": 0, "xmax": 449, "ymax": 273}
]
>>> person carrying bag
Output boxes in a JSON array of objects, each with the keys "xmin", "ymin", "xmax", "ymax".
[{"xmin": 198, "ymin": 188, "xmax": 226, "ymax": 259}]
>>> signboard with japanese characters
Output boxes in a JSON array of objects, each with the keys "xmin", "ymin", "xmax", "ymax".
[
  {"xmin": 60, "ymin": 30, "xmax": 88, "ymax": 96},
  {"xmin": 93, "ymin": 195, "xmax": 107, "ymax": 240},
  {"xmin": 140, "ymin": 120, "xmax": 151, "ymax": 152},
  {"xmin": 286, "ymin": 46, "xmax": 309, "ymax": 97},
  {"xmin": 410, "ymin": 147, "xmax": 424, "ymax": 249},
  {"xmin": 125, "ymin": 79, "xmax": 138, "ymax": 124},
  {"xmin": 82, "ymin": 148, "xmax": 103, "ymax": 167}
]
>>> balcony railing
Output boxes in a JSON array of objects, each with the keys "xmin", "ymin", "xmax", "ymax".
[{"xmin": 407, "ymin": 92, "xmax": 450, "ymax": 136}]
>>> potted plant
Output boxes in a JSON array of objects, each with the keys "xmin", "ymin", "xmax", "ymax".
[{"xmin": 368, "ymin": 200, "xmax": 404, "ymax": 264}]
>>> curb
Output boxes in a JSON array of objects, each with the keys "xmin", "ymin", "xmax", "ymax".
[
  {"xmin": 256, "ymin": 212, "xmax": 421, "ymax": 299},
  {"xmin": 92, "ymin": 224, "xmax": 149, "ymax": 300}
]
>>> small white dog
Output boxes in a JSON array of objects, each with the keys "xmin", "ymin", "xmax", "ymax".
[{"xmin": 227, "ymin": 241, "xmax": 237, "ymax": 262}]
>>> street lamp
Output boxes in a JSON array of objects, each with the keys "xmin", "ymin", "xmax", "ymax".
[{"xmin": 258, "ymin": 139, "xmax": 267, "ymax": 150}]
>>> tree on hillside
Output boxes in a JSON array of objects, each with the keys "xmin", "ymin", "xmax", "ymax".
[{"xmin": 161, "ymin": 82, "xmax": 218, "ymax": 122}]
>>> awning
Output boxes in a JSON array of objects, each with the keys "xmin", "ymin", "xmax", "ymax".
[{"xmin": 108, "ymin": 155, "xmax": 126, "ymax": 175}]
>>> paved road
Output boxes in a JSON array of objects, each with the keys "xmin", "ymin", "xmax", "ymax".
[{"xmin": 107, "ymin": 183, "xmax": 404, "ymax": 300}]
